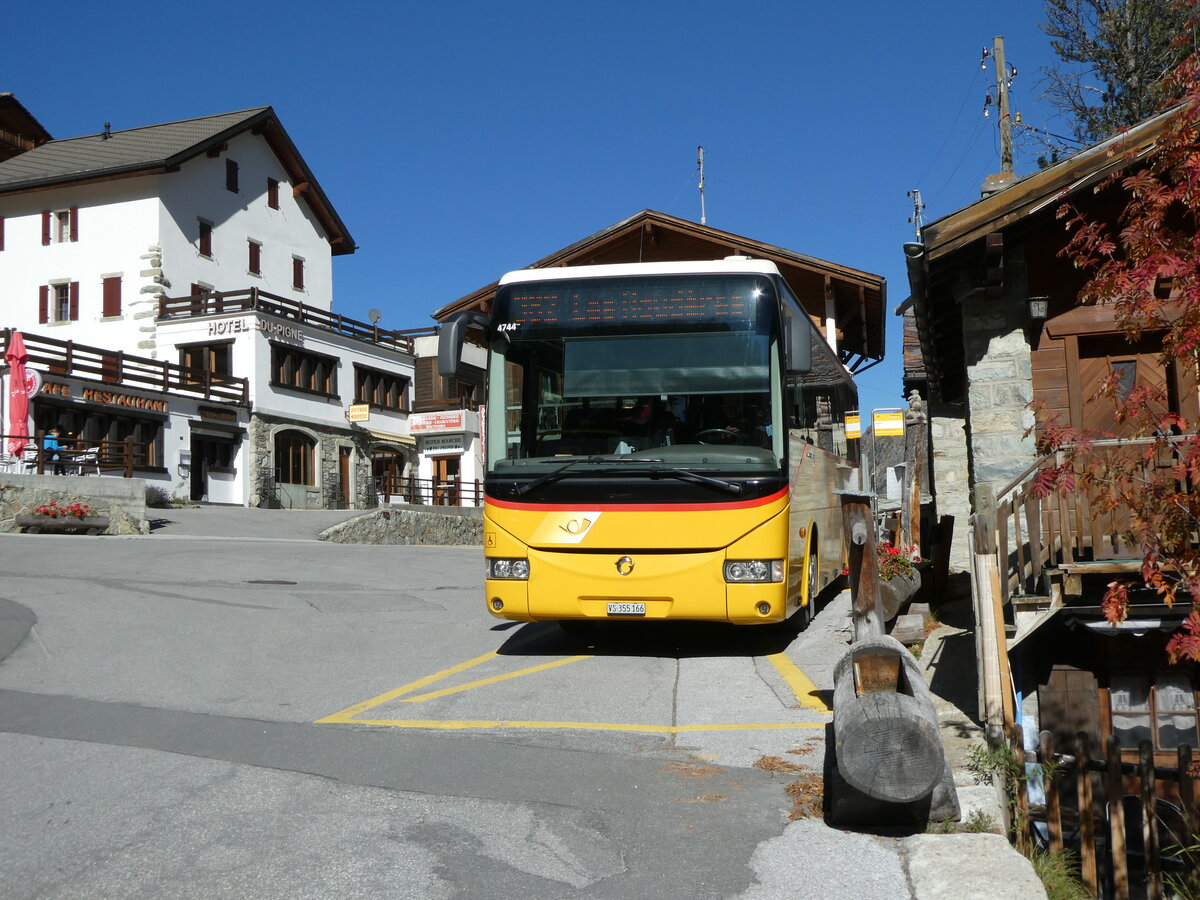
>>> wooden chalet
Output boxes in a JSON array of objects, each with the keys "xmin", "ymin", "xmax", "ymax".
[{"xmin": 905, "ymin": 103, "xmax": 1200, "ymax": 869}]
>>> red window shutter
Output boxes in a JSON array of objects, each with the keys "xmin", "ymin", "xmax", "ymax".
[
  {"xmin": 226, "ymin": 159, "xmax": 239, "ymax": 192},
  {"xmin": 69, "ymin": 281, "xmax": 80, "ymax": 321},
  {"xmin": 38, "ymin": 285, "xmax": 49, "ymax": 323},
  {"xmin": 41, "ymin": 211, "xmax": 50, "ymax": 245},
  {"xmin": 199, "ymin": 221, "xmax": 212, "ymax": 257},
  {"xmin": 267, "ymin": 178, "xmax": 279, "ymax": 209},
  {"xmin": 69, "ymin": 207, "xmax": 78, "ymax": 242},
  {"xmin": 248, "ymin": 240, "xmax": 260, "ymax": 274},
  {"xmin": 103, "ymin": 276, "xmax": 122, "ymax": 317},
  {"xmin": 293, "ymin": 257, "xmax": 304, "ymax": 290}
]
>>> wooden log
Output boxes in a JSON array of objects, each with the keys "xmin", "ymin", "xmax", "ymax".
[
  {"xmin": 879, "ymin": 572, "xmax": 921, "ymax": 621},
  {"xmin": 840, "ymin": 492, "xmax": 883, "ymax": 642},
  {"xmin": 832, "ymin": 635, "xmax": 944, "ymax": 804},
  {"xmin": 1106, "ymin": 735, "xmax": 1130, "ymax": 900}
]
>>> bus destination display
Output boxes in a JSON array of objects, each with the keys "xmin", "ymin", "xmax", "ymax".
[{"xmin": 502, "ymin": 277, "xmax": 763, "ymax": 328}]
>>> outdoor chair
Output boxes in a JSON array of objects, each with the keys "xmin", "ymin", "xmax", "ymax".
[{"xmin": 74, "ymin": 447, "xmax": 101, "ymax": 475}]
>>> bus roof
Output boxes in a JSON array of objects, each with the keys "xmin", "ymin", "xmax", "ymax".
[{"xmin": 497, "ymin": 258, "xmax": 783, "ymax": 286}]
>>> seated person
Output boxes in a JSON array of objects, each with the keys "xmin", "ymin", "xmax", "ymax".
[{"xmin": 42, "ymin": 426, "xmax": 66, "ymax": 475}]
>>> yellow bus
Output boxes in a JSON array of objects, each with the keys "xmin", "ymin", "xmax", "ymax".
[{"xmin": 439, "ymin": 259, "xmax": 859, "ymax": 630}]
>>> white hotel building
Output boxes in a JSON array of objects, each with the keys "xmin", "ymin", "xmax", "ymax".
[{"xmin": 0, "ymin": 96, "xmax": 429, "ymax": 507}]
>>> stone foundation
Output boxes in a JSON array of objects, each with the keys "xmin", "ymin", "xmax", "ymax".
[
  {"xmin": 319, "ymin": 506, "xmax": 482, "ymax": 546},
  {"xmin": 0, "ymin": 474, "xmax": 148, "ymax": 534}
]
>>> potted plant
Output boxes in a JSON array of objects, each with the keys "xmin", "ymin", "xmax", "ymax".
[
  {"xmin": 15, "ymin": 501, "xmax": 111, "ymax": 535},
  {"xmin": 877, "ymin": 543, "xmax": 923, "ymax": 620}
]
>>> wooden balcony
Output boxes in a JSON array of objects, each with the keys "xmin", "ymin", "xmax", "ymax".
[
  {"xmin": 982, "ymin": 437, "xmax": 1194, "ymax": 643},
  {"xmin": 158, "ymin": 287, "xmax": 437, "ymax": 354},
  {"xmin": 3, "ymin": 328, "xmax": 249, "ymax": 405}
]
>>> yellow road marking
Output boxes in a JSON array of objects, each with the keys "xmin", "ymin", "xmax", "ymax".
[
  {"xmin": 400, "ymin": 655, "xmax": 591, "ymax": 703},
  {"xmin": 340, "ymin": 718, "xmax": 826, "ymax": 733},
  {"xmin": 317, "ymin": 634, "xmax": 832, "ymax": 734},
  {"xmin": 766, "ymin": 652, "xmax": 831, "ymax": 712},
  {"xmin": 316, "ymin": 649, "xmax": 501, "ymax": 723}
]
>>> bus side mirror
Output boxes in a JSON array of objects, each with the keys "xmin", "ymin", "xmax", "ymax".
[
  {"xmin": 438, "ymin": 311, "xmax": 490, "ymax": 377},
  {"xmin": 786, "ymin": 316, "xmax": 812, "ymax": 375}
]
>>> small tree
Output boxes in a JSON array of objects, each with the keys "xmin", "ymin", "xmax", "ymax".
[
  {"xmin": 1040, "ymin": 0, "xmax": 1195, "ymax": 146},
  {"xmin": 1034, "ymin": 19, "xmax": 1200, "ymax": 662}
]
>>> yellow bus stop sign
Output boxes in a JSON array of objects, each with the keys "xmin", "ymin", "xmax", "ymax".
[{"xmin": 873, "ymin": 409, "xmax": 904, "ymax": 437}]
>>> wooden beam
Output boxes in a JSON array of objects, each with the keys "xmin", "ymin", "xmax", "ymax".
[
  {"xmin": 205, "ymin": 143, "xmax": 227, "ymax": 158},
  {"xmin": 292, "ymin": 182, "xmax": 310, "ymax": 197}
]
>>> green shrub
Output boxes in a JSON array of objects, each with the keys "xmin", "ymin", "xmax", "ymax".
[
  {"xmin": 1026, "ymin": 848, "xmax": 1089, "ymax": 900},
  {"xmin": 145, "ymin": 485, "xmax": 173, "ymax": 509}
]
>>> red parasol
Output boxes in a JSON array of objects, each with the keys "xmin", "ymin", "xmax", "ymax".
[{"xmin": 6, "ymin": 331, "xmax": 30, "ymax": 456}]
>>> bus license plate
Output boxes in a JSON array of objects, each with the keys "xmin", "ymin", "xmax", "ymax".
[{"xmin": 607, "ymin": 602, "xmax": 646, "ymax": 617}]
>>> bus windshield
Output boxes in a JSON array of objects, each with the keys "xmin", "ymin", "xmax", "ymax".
[{"xmin": 486, "ymin": 274, "xmax": 784, "ymax": 477}]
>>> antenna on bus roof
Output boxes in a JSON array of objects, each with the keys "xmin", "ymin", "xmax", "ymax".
[{"xmin": 697, "ymin": 146, "xmax": 707, "ymax": 225}]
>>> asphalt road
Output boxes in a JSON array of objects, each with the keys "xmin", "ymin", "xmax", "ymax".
[{"xmin": 0, "ymin": 508, "xmax": 923, "ymax": 899}]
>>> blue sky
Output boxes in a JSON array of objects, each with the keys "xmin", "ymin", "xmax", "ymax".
[{"xmin": 9, "ymin": 0, "xmax": 1069, "ymax": 411}]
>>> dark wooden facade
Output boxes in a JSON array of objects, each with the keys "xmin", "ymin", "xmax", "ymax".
[{"xmin": 906, "ymin": 104, "xmax": 1200, "ymax": 821}]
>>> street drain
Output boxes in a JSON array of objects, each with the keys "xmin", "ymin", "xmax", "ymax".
[{"xmin": 246, "ymin": 580, "xmax": 298, "ymax": 585}]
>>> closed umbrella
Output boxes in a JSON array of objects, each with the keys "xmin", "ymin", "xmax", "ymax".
[{"xmin": 6, "ymin": 331, "xmax": 30, "ymax": 456}]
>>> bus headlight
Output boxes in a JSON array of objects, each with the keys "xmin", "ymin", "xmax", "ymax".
[
  {"xmin": 723, "ymin": 559, "xmax": 784, "ymax": 583},
  {"xmin": 488, "ymin": 558, "xmax": 530, "ymax": 580}
]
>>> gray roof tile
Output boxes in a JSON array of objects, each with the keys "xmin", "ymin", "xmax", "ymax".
[{"xmin": 0, "ymin": 107, "xmax": 269, "ymax": 191}]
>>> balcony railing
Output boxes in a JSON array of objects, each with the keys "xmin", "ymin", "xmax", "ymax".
[
  {"xmin": 158, "ymin": 287, "xmax": 438, "ymax": 354},
  {"xmin": 1, "ymin": 432, "xmax": 152, "ymax": 478},
  {"xmin": 376, "ymin": 475, "xmax": 483, "ymax": 508},
  {"xmin": 2, "ymin": 328, "xmax": 249, "ymax": 405}
]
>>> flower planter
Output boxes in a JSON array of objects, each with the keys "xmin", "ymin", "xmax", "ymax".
[
  {"xmin": 878, "ymin": 570, "xmax": 921, "ymax": 621},
  {"xmin": 15, "ymin": 514, "xmax": 110, "ymax": 536}
]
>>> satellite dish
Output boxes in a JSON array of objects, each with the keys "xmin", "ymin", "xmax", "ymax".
[{"xmin": 368, "ymin": 309, "xmax": 382, "ymax": 324}]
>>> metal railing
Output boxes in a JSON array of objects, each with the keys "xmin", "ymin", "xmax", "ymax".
[
  {"xmin": 2, "ymin": 328, "xmax": 249, "ymax": 405},
  {"xmin": 157, "ymin": 287, "xmax": 438, "ymax": 354},
  {"xmin": 376, "ymin": 475, "xmax": 483, "ymax": 508}
]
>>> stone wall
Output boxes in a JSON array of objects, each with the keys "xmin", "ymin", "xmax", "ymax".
[
  {"xmin": 928, "ymin": 406, "xmax": 972, "ymax": 572},
  {"xmin": 247, "ymin": 413, "xmax": 378, "ymax": 510},
  {"xmin": 0, "ymin": 473, "xmax": 149, "ymax": 534},
  {"xmin": 951, "ymin": 273, "xmax": 1039, "ymax": 571},
  {"xmin": 320, "ymin": 505, "xmax": 483, "ymax": 546}
]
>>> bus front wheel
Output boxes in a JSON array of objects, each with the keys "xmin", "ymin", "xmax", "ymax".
[{"xmin": 798, "ymin": 545, "xmax": 819, "ymax": 630}]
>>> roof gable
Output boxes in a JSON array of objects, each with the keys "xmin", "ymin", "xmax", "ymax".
[
  {"xmin": 0, "ymin": 106, "xmax": 355, "ymax": 255},
  {"xmin": 921, "ymin": 105, "xmax": 1183, "ymax": 262},
  {"xmin": 434, "ymin": 209, "xmax": 886, "ymax": 369}
]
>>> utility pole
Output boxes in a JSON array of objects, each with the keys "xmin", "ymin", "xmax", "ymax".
[
  {"xmin": 907, "ymin": 189, "xmax": 925, "ymax": 241},
  {"xmin": 697, "ymin": 146, "xmax": 707, "ymax": 225},
  {"xmin": 993, "ymin": 35, "xmax": 1013, "ymax": 176}
]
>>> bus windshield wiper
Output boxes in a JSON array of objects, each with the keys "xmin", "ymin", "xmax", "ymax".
[
  {"xmin": 649, "ymin": 466, "xmax": 743, "ymax": 496},
  {"xmin": 514, "ymin": 455, "xmax": 664, "ymax": 497}
]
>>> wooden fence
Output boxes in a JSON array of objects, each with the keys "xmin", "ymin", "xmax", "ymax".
[{"xmin": 1012, "ymin": 726, "xmax": 1198, "ymax": 899}]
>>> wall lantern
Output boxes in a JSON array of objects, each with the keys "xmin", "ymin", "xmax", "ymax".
[{"xmin": 1028, "ymin": 296, "xmax": 1050, "ymax": 322}]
